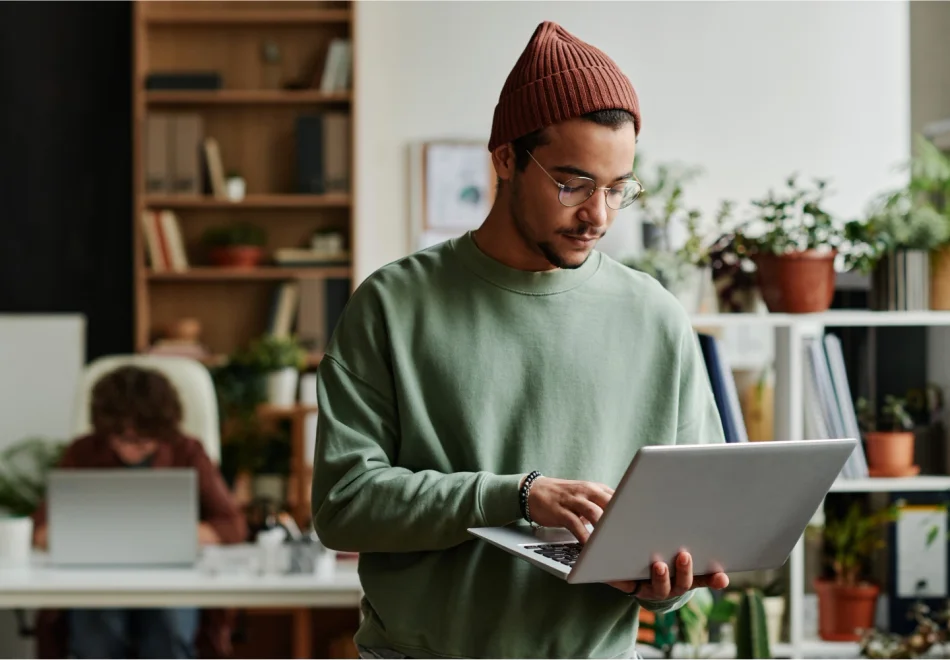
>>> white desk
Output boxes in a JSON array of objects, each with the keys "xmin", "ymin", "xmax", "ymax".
[{"xmin": 0, "ymin": 552, "xmax": 363, "ymax": 609}]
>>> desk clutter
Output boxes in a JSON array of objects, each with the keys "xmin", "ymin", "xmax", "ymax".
[{"xmin": 197, "ymin": 536, "xmax": 337, "ymax": 578}]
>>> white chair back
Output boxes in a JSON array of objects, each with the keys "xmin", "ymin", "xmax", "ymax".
[{"xmin": 71, "ymin": 354, "xmax": 221, "ymax": 464}]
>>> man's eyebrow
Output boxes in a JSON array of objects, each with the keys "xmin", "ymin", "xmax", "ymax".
[{"xmin": 553, "ymin": 165, "xmax": 634, "ymax": 182}]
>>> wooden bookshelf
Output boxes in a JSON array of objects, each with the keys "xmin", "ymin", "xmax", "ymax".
[
  {"xmin": 133, "ymin": 0, "xmax": 355, "ymax": 357},
  {"xmin": 133, "ymin": 3, "xmax": 356, "ymax": 656}
]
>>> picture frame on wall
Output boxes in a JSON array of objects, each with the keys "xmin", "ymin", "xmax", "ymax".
[
  {"xmin": 422, "ymin": 141, "xmax": 494, "ymax": 230},
  {"xmin": 408, "ymin": 140, "xmax": 496, "ymax": 252}
]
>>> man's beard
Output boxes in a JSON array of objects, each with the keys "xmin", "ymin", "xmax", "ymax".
[{"xmin": 510, "ymin": 180, "xmax": 590, "ymax": 270}]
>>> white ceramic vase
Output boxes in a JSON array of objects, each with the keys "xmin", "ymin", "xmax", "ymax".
[
  {"xmin": 671, "ymin": 266, "xmax": 718, "ymax": 314},
  {"xmin": 266, "ymin": 367, "xmax": 299, "ymax": 407},
  {"xmin": 0, "ymin": 516, "xmax": 34, "ymax": 567}
]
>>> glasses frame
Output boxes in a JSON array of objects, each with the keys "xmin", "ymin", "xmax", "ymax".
[{"xmin": 526, "ymin": 150, "xmax": 643, "ymax": 210}]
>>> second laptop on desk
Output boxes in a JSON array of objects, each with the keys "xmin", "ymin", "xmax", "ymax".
[{"xmin": 47, "ymin": 469, "xmax": 198, "ymax": 568}]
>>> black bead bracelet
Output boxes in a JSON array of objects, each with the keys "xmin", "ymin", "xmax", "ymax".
[{"xmin": 519, "ymin": 470, "xmax": 542, "ymax": 525}]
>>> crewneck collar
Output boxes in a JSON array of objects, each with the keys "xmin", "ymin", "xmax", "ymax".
[{"xmin": 453, "ymin": 231, "xmax": 601, "ymax": 295}]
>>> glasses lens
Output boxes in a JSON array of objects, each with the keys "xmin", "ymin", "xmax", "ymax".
[
  {"xmin": 607, "ymin": 181, "xmax": 643, "ymax": 210},
  {"xmin": 558, "ymin": 178, "xmax": 596, "ymax": 207}
]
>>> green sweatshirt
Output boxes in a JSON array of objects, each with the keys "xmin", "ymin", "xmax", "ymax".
[{"xmin": 312, "ymin": 232, "xmax": 725, "ymax": 659}]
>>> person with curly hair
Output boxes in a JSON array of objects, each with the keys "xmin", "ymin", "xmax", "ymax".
[{"xmin": 31, "ymin": 365, "xmax": 247, "ymax": 659}]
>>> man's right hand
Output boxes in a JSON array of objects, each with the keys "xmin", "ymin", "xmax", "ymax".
[{"xmin": 525, "ymin": 476, "xmax": 614, "ymax": 543}]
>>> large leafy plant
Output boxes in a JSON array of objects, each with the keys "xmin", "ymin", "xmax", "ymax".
[
  {"xmin": 824, "ymin": 501, "xmax": 900, "ymax": 586},
  {"xmin": 843, "ymin": 135, "xmax": 950, "ymax": 273},
  {"xmin": 233, "ymin": 334, "xmax": 307, "ymax": 373},
  {"xmin": 0, "ymin": 437, "xmax": 65, "ymax": 517}
]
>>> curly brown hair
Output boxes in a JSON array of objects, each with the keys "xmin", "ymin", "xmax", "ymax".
[{"xmin": 90, "ymin": 365, "xmax": 183, "ymax": 441}]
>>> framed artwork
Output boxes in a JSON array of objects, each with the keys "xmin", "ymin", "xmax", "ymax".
[{"xmin": 421, "ymin": 141, "xmax": 494, "ymax": 231}]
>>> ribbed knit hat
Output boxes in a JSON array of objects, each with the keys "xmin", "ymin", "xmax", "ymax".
[{"xmin": 488, "ymin": 21, "xmax": 641, "ymax": 152}]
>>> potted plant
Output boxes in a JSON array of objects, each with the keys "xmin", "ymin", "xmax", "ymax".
[
  {"xmin": 815, "ymin": 500, "xmax": 900, "ymax": 641},
  {"xmin": 625, "ymin": 158, "xmax": 723, "ymax": 313},
  {"xmin": 734, "ymin": 174, "xmax": 844, "ymax": 313},
  {"xmin": 201, "ymin": 222, "xmax": 267, "ymax": 268},
  {"xmin": 856, "ymin": 395, "xmax": 918, "ymax": 477},
  {"xmin": 0, "ymin": 437, "xmax": 64, "ymax": 565},
  {"xmin": 235, "ymin": 334, "xmax": 307, "ymax": 407}
]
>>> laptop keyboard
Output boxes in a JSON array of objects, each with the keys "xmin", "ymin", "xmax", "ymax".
[{"xmin": 524, "ymin": 543, "xmax": 582, "ymax": 567}]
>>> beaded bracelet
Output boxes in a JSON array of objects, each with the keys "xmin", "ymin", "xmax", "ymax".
[{"xmin": 519, "ymin": 470, "xmax": 542, "ymax": 526}]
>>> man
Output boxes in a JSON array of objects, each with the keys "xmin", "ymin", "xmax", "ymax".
[
  {"xmin": 32, "ymin": 365, "xmax": 247, "ymax": 659},
  {"xmin": 312, "ymin": 20, "xmax": 728, "ymax": 659}
]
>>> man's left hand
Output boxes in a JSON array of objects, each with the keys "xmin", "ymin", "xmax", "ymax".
[{"xmin": 607, "ymin": 551, "xmax": 728, "ymax": 600}]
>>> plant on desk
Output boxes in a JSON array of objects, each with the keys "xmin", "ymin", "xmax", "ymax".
[
  {"xmin": 0, "ymin": 436, "xmax": 64, "ymax": 517},
  {"xmin": 857, "ymin": 395, "xmax": 918, "ymax": 477},
  {"xmin": 815, "ymin": 500, "xmax": 901, "ymax": 642}
]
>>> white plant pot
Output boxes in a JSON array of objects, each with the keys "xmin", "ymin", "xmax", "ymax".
[
  {"xmin": 0, "ymin": 516, "xmax": 33, "ymax": 567},
  {"xmin": 671, "ymin": 266, "xmax": 718, "ymax": 314},
  {"xmin": 266, "ymin": 367, "xmax": 299, "ymax": 407},
  {"xmin": 226, "ymin": 177, "xmax": 246, "ymax": 202}
]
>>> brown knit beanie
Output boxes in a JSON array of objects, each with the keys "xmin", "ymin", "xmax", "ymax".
[{"xmin": 488, "ymin": 21, "xmax": 641, "ymax": 152}]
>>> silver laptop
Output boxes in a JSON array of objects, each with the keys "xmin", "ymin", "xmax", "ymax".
[
  {"xmin": 469, "ymin": 438, "xmax": 856, "ymax": 583},
  {"xmin": 47, "ymin": 469, "xmax": 199, "ymax": 567}
]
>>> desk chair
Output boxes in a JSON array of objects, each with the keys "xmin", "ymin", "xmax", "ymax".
[{"xmin": 70, "ymin": 354, "xmax": 221, "ymax": 464}]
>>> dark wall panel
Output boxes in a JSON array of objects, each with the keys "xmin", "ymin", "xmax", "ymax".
[{"xmin": 0, "ymin": 2, "xmax": 133, "ymax": 361}]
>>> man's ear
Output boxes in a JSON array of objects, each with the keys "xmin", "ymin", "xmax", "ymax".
[{"xmin": 492, "ymin": 143, "xmax": 516, "ymax": 183}]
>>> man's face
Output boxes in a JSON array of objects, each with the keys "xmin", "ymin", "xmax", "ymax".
[
  {"xmin": 109, "ymin": 425, "xmax": 159, "ymax": 465},
  {"xmin": 504, "ymin": 118, "xmax": 637, "ymax": 270}
]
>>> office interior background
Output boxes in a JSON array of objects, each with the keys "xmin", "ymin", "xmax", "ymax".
[{"xmin": 3, "ymin": 0, "xmax": 950, "ymax": 658}]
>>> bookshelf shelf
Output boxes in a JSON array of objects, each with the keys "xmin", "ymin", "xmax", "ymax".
[
  {"xmin": 148, "ymin": 267, "xmax": 351, "ymax": 281},
  {"xmin": 146, "ymin": 90, "xmax": 352, "ymax": 106},
  {"xmin": 145, "ymin": 9, "xmax": 352, "ymax": 26},
  {"xmin": 145, "ymin": 194, "xmax": 351, "ymax": 209},
  {"xmin": 691, "ymin": 310, "xmax": 950, "ymax": 328},
  {"xmin": 829, "ymin": 475, "xmax": 950, "ymax": 493}
]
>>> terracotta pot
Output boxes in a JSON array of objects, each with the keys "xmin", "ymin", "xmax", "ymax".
[
  {"xmin": 932, "ymin": 246, "xmax": 950, "ymax": 310},
  {"xmin": 208, "ymin": 245, "xmax": 264, "ymax": 268},
  {"xmin": 753, "ymin": 250, "xmax": 837, "ymax": 314},
  {"xmin": 815, "ymin": 578, "xmax": 879, "ymax": 641},
  {"xmin": 864, "ymin": 431, "xmax": 915, "ymax": 474}
]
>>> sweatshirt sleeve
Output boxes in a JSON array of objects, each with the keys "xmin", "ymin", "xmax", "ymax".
[{"xmin": 311, "ymin": 354, "xmax": 524, "ymax": 553}]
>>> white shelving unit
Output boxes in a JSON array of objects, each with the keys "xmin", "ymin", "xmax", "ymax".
[{"xmin": 688, "ymin": 310, "xmax": 950, "ymax": 659}]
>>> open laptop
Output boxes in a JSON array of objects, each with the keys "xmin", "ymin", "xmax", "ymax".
[
  {"xmin": 47, "ymin": 468, "xmax": 199, "ymax": 567},
  {"xmin": 469, "ymin": 438, "xmax": 856, "ymax": 584}
]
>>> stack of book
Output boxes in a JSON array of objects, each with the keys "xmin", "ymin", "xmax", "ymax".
[{"xmin": 803, "ymin": 334, "xmax": 869, "ymax": 479}]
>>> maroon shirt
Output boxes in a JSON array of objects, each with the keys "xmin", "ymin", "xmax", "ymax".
[{"xmin": 33, "ymin": 432, "xmax": 247, "ymax": 544}]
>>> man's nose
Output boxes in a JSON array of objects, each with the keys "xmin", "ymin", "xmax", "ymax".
[{"xmin": 576, "ymin": 189, "xmax": 609, "ymax": 228}]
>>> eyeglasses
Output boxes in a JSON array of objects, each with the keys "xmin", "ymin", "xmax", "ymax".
[{"xmin": 526, "ymin": 150, "xmax": 644, "ymax": 210}]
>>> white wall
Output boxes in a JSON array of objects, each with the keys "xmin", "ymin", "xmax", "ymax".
[
  {"xmin": 354, "ymin": 0, "xmax": 910, "ymax": 282},
  {"xmin": 0, "ymin": 315, "xmax": 85, "ymax": 450}
]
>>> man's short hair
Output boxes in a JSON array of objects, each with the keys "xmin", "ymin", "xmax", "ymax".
[
  {"xmin": 90, "ymin": 365, "xmax": 183, "ymax": 441},
  {"xmin": 510, "ymin": 108, "xmax": 637, "ymax": 173}
]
